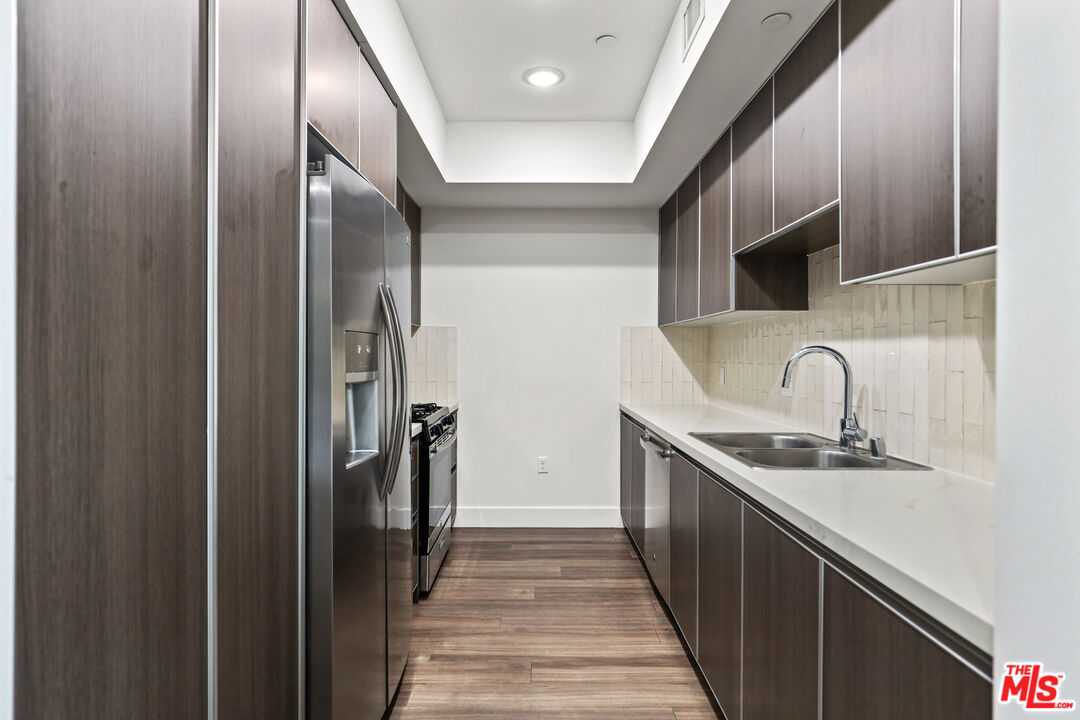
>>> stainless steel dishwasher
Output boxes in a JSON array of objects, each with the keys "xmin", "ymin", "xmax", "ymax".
[{"xmin": 639, "ymin": 431, "xmax": 672, "ymax": 604}]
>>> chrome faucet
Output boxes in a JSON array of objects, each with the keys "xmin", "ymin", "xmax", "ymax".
[{"xmin": 781, "ymin": 345, "xmax": 868, "ymax": 452}]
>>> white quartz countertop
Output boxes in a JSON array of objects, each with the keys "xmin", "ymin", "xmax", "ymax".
[
  {"xmin": 411, "ymin": 422, "xmax": 422, "ymax": 439},
  {"xmin": 621, "ymin": 402, "xmax": 994, "ymax": 653}
]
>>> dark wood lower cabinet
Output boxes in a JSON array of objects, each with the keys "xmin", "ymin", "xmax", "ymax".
[
  {"xmin": 698, "ymin": 475, "xmax": 743, "ymax": 720},
  {"xmin": 822, "ymin": 567, "xmax": 992, "ymax": 719},
  {"xmin": 625, "ymin": 421, "xmax": 992, "ymax": 720},
  {"xmin": 743, "ymin": 508, "xmax": 820, "ymax": 720},
  {"xmin": 669, "ymin": 454, "xmax": 699, "ymax": 656},
  {"xmin": 620, "ymin": 416, "xmax": 634, "ymax": 530},
  {"xmin": 629, "ymin": 422, "xmax": 646, "ymax": 552},
  {"xmin": 620, "ymin": 414, "xmax": 646, "ymax": 552}
]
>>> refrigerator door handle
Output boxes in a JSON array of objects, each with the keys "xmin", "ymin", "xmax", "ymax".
[
  {"xmin": 378, "ymin": 283, "xmax": 403, "ymax": 500},
  {"xmin": 384, "ymin": 283, "xmax": 409, "ymax": 496}
]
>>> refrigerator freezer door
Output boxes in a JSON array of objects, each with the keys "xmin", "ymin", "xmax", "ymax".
[
  {"xmin": 383, "ymin": 204, "xmax": 414, "ymax": 703},
  {"xmin": 307, "ymin": 154, "xmax": 389, "ymax": 720}
]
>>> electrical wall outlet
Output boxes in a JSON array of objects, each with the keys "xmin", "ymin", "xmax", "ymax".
[{"xmin": 537, "ymin": 456, "xmax": 549, "ymax": 474}]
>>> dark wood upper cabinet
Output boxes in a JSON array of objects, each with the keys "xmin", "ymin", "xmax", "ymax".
[
  {"xmin": 774, "ymin": 3, "xmax": 839, "ymax": 230},
  {"xmin": 358, "ymin": 50, "xmax": 398, "ymax": 204},
  {"xmin": 630, "ymin": 422, "xmax": 646, "ymax": 553},
  {"xmin": 822, "ymin": 567, "xmax": 992, "ymax": 720},
  {"xmin": 669, "ymin": 454, "xmax": 699, "ymax": 657},
  {"xmin": 732, "ymin": 80, "xmax": 774, "ymax": 252},
  {"xmin": 16, "ymin": 0, "xmax": 208, "ymax": 715},
  {"xmin": 699, "ymin": 132, "xmax": 732, "ymax": 317},
  {"xmin": 676, "ymin": 169, "xmax": 701, "ymax": 321},
  {"xmin": 402, "ymin": 188, "xmax": 422, "ymax": 327},
  {"xmin": 620, "ymin": 415, "xmax": 634, "ymax": 532},
  {"xmin": 959, "ymin": 0, "xmax": 998, "ymax": 253},
  {"xmin": 743, "ymin": 508, "xmax": 820, "ymax": 720},
  {"xmin": 697, "ymin": 474, "xmax": 742, "ymax": 719},
  {"xmin": 840, "ymin": 0, "xmax": 955, "ymax": 281},
  {"xmin": 307, "ymin": 0, "xmax": 360, "ymax": 168},
  {"xmin": 658, "ymin": 193, "xmax": 678, "ymax": 326}
]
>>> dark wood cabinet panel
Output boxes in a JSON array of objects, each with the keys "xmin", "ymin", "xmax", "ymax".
[
  {"xmin": 669, "ymin": 454, "xmax": 699, "ymax": 657},
  {"xmin": 732, "ymin": 81, "xmax": 774, "ymax": 252},
  {"xmin": 658, "ymin": 194, "xmax": 678, "ymax": 326},
  {"xmin": 402, "ymin": 189, "xmax": 422, "ymax": 327},
  {"xmin": 620, "ymin": 416, "xmax": 634, "ymax": 531},
  {"xmin": 822, "ymin": 567, "xmax": 992, "ymax": 720},
  {"xmin": 774, "ymin": 3, "xmax": 839, "ymax": 230},
  {"xmin": 743, "ymin": 508, "xmax": 819, "ymax": 720},
  {"xmin": 698, "ymin": 475, "xmax": 742, "ymax": 720},
  {"xmin": 307, "ymin": 0, "xmax": 360, "ymax": 167},
  {"xmin": 630, "ymin": 422, "xmax": 646, "ymax": 553},
  {"xmin": 840, "ymin": 0, "xmax": 955, "ymax": 280},
  {"xmin": 358, "ymin": 50, "xmax": 398, "ymax": 204},
  {"xmin": 734, "ymin": 252, "xmax": 809, "ymax": 312},
  {"xmin": 15, "ymin": 0, "xmax": 208, "ymax": 716},
  {"xmin": 217, "ymin": 0, "xmax": 301, "ymax": 716},
  {"xmin": 699, "ymin": 132, "xmax": 732, "ymax": 317},
  {"xmin": 676, "ymin": 168, "xmax": 700, "ymax": 321},
  {"xmin": 959, "ymin": 0, "xmax": 998, "ymax": 253}
]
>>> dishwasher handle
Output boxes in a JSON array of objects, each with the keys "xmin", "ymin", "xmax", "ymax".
[{"xmin": 639, "ymin": 432, "xmax": 673, "ymax": 459}]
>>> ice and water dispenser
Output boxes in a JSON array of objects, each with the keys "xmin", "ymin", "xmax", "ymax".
[{"xmin": 344, "ymin": 330, "xmax": 380, "ymax": 468}]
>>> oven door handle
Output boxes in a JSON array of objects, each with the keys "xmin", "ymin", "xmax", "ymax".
[{"xmin": 432, "ymin": 435, "xmax": 456, "ymax": 455}]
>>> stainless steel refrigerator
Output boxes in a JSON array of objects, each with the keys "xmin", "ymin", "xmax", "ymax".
[{"xmin": 306, "ymin": 152, "xmax": 413, "ymax": 720}]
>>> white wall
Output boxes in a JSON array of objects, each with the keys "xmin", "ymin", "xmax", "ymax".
[
  {"xmin": 995, "ymin": 0, "xmax": 1080, "ymax": 714},
  {"xmin": 443, "ymin": 121, "xmax": 635, "ymax": 184},
  {"xmin": 421, "ymin": 208, "xmax": 656, "ymax": 527},
  {"xmin": 0, "ymin": 0, "xmax": 15, "ymax": 716}
]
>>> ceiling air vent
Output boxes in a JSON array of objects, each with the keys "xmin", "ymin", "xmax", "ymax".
[{"xmin": 682, "ymin": 0, "xmax": 705, "ymax": 60}]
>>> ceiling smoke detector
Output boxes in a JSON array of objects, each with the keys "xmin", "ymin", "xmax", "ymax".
[
  {"xmin": 523, "ymin": 67, "xmax": 564, "ymax": 88},
  {"xmin": 595, "ymin": 34, "xmax": 618, "ymax": 47},
  {"xmin": 761, "ymin": 12, "xmax": 792, "ymax": 31}
]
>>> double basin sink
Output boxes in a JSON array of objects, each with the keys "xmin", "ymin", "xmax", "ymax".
[{"xmin": 687, "ymin": 432, "xmax": 929, "ymax": 471}]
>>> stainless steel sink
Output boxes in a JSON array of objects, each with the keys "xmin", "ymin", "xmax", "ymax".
[
  {"xmin": 689, "ymin": 432, "xmax": 930, "ymax": 471},
  {"xmin": 689, "ymin": 432, "xmax": 825, "ymax": 450},
  {"xmin": 734, "ymin": 447, "xmax": 877, "ymax": 469}
]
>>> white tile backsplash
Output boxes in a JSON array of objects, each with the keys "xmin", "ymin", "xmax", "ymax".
[
  {"xmin": 410, "ymin": 325, "xmax": 458, "ymax": 406},
  {"xmin": 622, "ymin": 246, "xmax": 996, "ymax": 481}
]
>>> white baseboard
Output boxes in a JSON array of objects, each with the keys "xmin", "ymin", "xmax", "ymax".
[{"xmin": 454, "ymin": 506, "xmax": 622, "ymax": 528}]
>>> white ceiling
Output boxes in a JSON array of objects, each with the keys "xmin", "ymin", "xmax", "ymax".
[
  {"xmin": 393, "ymin": 0, "xmax": 834, "ymax": 207},
  {"xmin": 395, "ymin": 0, "xmax": 682, "ymax": 122}
]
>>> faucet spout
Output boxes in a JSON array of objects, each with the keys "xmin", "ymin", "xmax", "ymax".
[{"xmin": 781, "ymin": 345, "xmax": 867, "ymax": 450}]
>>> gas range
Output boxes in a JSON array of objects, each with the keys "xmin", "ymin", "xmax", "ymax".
[
  {"xmin": 411, "ymin": 403, "xmax": 454, "ymax": 445},
  {"xmin": 410, "ymin": 402, "xmax": 443, "ymax": 424},
  {"xmin": 409, "ymin": 402, "xmax": 457, "ymax": 594}
]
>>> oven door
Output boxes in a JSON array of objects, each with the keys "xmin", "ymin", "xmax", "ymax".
[{"xmin": 425, "ymin": 431, "xmax": 455, "ymax": 553}]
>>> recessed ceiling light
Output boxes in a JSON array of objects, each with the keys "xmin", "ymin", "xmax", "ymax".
[
  {"xmin": 761, "ymin": 12, "xmax": 792, "ymax": 31},
  {"xmin": 595, "ymin": 34, "xmax": 618, "ymax": 47},
  {"xmin": 523, "ymin": 67, "xmax": 564, "ymax": 88}
]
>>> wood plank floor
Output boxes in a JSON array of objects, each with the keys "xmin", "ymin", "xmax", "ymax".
[{"xmin": 391, "ymin": 528, "xmax": 718, "ymax": 719}]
